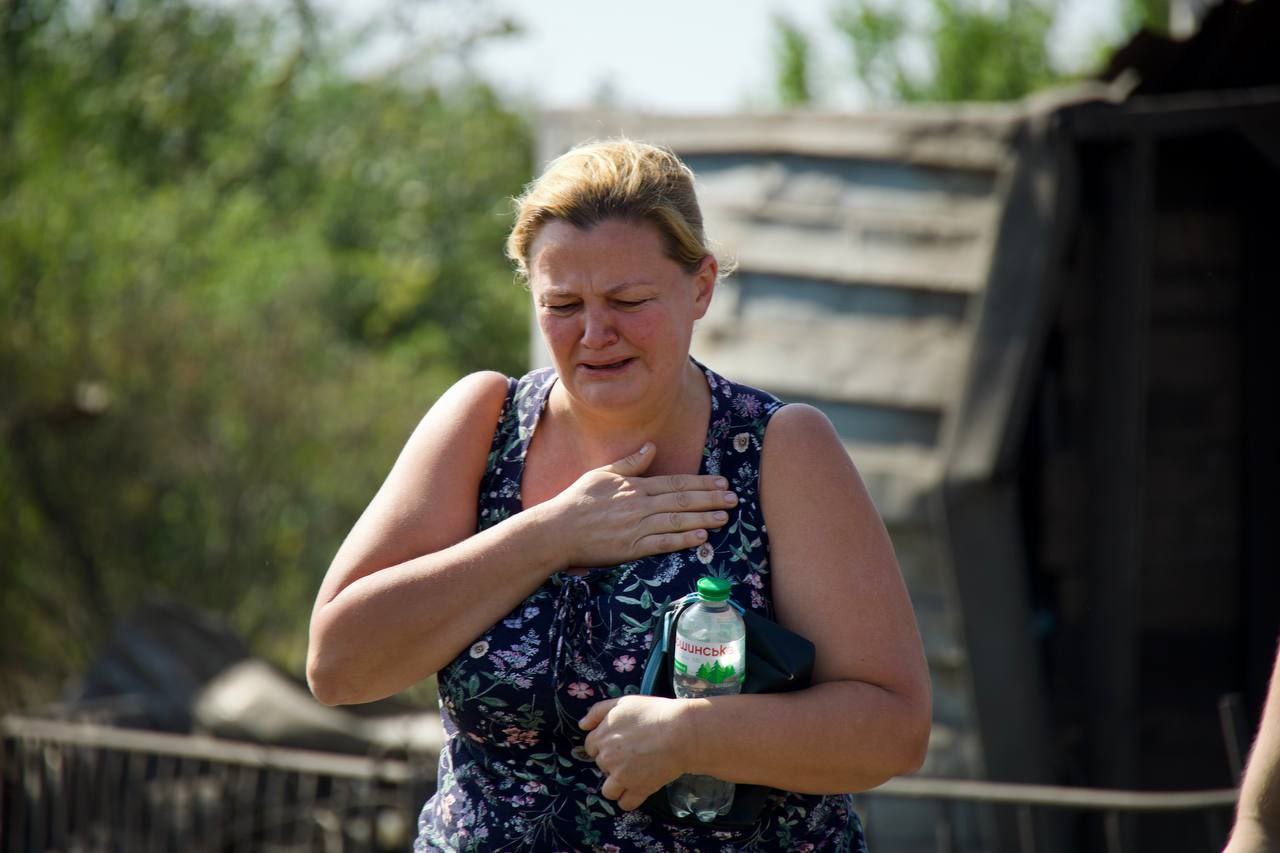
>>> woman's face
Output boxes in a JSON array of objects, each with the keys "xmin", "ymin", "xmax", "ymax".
[{"xmin": 527, "ymin": 217, "xmax": 716, "ymax": 414}]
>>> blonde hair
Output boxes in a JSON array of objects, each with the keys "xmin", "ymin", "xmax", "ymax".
[{"xmin": 506, "ymin": 138, "xmax": 716, "ymax": 283}]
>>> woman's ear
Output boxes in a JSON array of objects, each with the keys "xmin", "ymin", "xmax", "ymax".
[{"xmin": 691, "ymin": 255, "xmax": 718, "ymax": 320}]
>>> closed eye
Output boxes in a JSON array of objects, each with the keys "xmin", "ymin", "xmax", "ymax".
[
  {"xmin": 614, "ymin": 299, "xmax": 650, "ymax": 310},
  {"xmin": 543, "ymin": 303, "xmax": 579, "ymax": 314}
]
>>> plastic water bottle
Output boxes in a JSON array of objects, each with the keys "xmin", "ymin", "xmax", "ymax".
[{"xmin": 667, "ymin": 576, "xmax": 746, "ymax": 822}]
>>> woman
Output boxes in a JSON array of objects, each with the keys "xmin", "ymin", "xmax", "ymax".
[
  {"xmin": 1225, "ymin": 638, "xmax": 1280, "ymax": 853},
  {"xmin": 307, "ymin": 139, "xmax": 931, "ymax": 851}
]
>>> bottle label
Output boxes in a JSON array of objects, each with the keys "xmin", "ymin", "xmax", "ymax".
[{"xmin": 673, "ymin": 637, "xmax": 744, "ymax": 685}]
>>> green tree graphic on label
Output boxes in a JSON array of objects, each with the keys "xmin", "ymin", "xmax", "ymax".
[{"xmin": 695, "ymin": 659, "xmax": 738, "ymax": 684}]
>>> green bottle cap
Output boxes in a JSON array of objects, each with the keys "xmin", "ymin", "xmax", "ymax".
[{"xmin": 696, "ymin": 576, "xmax": 732, "ymax": 602}]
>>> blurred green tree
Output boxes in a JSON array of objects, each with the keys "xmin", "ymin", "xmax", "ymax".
[
  {"xmin": 1124, "ymin": 0, "xmax": 1171, "ymax": 35},
  {"xmin": 0, "ymin": 0, "xmax": 532, "ymax": 710},
  {"xmin": 773, "ymin": 14, "xmax": 814, "ymax": 108},
  {"xmin": 832, "ymin": 0, "xmax": 1065, "ymax": 103}
]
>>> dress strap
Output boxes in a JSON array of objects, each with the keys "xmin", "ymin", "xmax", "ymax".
[{"xmin": 476, "ymin": 368, "xmax": 556, "ymax": 532}]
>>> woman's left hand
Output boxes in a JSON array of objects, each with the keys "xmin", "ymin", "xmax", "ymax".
[{"xmin": 579, "ymin": 696, "xmax": 694, "ymax": 811}]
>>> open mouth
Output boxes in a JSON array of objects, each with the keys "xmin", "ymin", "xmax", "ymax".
[{"xmin": 580, "ymin": 358, "xmax": 635, "ymax": 373}]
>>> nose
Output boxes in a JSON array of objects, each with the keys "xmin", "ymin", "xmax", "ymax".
[{"xmin": 580, "ymin": 305, "xmax": 618, "ymax": 349}]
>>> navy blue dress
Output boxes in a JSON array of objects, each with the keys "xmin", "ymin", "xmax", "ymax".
[{"xmin": 414, "ymin": 359, "xmax": 867, "ymax": 852}]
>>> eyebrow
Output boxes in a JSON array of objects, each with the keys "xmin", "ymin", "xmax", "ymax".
[{"xmin": 539, "ymin": 281, "xmax": 654, "ymax": 299}]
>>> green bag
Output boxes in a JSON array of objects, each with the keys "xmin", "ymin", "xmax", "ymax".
[{"xmin": 638, "ymin": 592, "xmax": 816, "ymax": 829}]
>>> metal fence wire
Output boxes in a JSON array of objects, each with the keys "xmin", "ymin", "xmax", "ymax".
[
  {"xmin": 857, "ymin": 773, "xmax": 1239, "ymax": 853},
  {"xmin": 1, "ymin": 716, "xmax": 435, "ymax": 853},
  {"xmin": 2, "ymin": 715, "xmax": 1240, "ymax": 853}
]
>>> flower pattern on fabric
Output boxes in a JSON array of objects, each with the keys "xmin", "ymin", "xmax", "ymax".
[
  {"xmin": 415, "ymin": 358, "xmax": 866, "ymax": 852},
  {"xmin": 612, "ymin": 655, "xmax": 636, "ymax": 673}
]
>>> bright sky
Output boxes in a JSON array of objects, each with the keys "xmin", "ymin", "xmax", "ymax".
[{"xmin": 347, "ymin": 0, "xmax": 1132, "ymax": 114}]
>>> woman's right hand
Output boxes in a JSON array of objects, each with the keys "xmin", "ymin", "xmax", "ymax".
[{"xmin": 542, "ymin": 442, "xmax": 738, "ymax": 569}]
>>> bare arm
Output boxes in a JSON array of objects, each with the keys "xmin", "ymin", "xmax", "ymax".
[
  {"xmin": 1227, "ymin": 640, "xmax": 1280, "ymax": 853},
  {"xmin": 307, "ymin": 372, "xmax": 549, "ymax": 705},
  {"xmin": 307, "ymin": 372, "xmax": 736, "ymax": 706},
  {"xmin": 582, "ymin": 404, "xmax": 931, "ymax": 805}
]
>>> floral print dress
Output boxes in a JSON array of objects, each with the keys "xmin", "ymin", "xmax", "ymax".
[{"xmin": 414, "ymin": 358, "xmax": 867, "ymax": 852}]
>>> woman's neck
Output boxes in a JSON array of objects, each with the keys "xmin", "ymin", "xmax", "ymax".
[{"xmin": 546, "ymin": 360, "xmax": 710, "ymax": 473}]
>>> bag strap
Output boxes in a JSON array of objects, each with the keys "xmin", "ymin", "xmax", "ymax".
[{"xmin": 639, "ymin": 592, "xmax": 701, "ymax": 694}]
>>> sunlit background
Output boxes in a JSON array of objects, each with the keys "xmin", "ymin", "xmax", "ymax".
[
  {"xmin": 5, "ymin": 0, "xmax": 1164, "ymax": 720},
  {"xmin": 327, "ymin": 0, "xmax": 1131, "ymax": 112},
  {"xmin": 2, "ymin": 0, "xmax": 1272, "ymax": 850}
]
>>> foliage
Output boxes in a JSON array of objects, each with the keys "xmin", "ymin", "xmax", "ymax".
[
  {"xmin": 831, "ymin": 0, "xmax": 1068, "ymax": 103},
  {"xmin": 0, "ymin": 0, "xmax": 532, "ymax": 710},
  {"xmin": 772, "ymin": 15, "xmax": 813, "ymax": 108},
  {"xmin": 1123, "ymin": 0, "xmax": 1171, "ymax": 35}
]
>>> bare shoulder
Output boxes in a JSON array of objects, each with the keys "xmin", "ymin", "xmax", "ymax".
[
  {"xmin": 447, "ymin": 369, "xmax": 512, "ymax": 409},
  {"xmin": 317, "ymin": 370, "xmax": 512, "ymax": 605},
  {"xmin": 761, "ymin": 402, "xmax": 840, "ymax": 448},
  {"xmin": 759, "ymin": 402, "xmax": 873, "ymax": 548},
  {"xmin": 760, "ymin": 403, "xmax": 857, "ymax": 489},
  {"xmin": 759, "ymin": 403, "xmax": 925, "ymax": 689},
  {"xmin": 379, "ymin": 369, "xmax": 511, "ymax": 520},
  {"xmin": 427, "ymin": 370, "xmax": 511, "ymax": 429},
  {"xmin": 451, "ymin": 369, "xmax": 512, "ymax": 399},
  {"xmin": 385, "ymin": 370, "xmax": 510, "ymax": 491}
]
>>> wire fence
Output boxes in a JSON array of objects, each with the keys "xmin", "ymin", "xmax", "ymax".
[
  {"xmin": 1, "ymin": 716, "xmax": 435, "ymax": 852},
  {"xmin": 858, "ymin": 774, "xmax": 1238, "ymax": 853},
  {"xmin": 2, "ymin": 715, "xmax": 1240, "ymax": 852}
]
